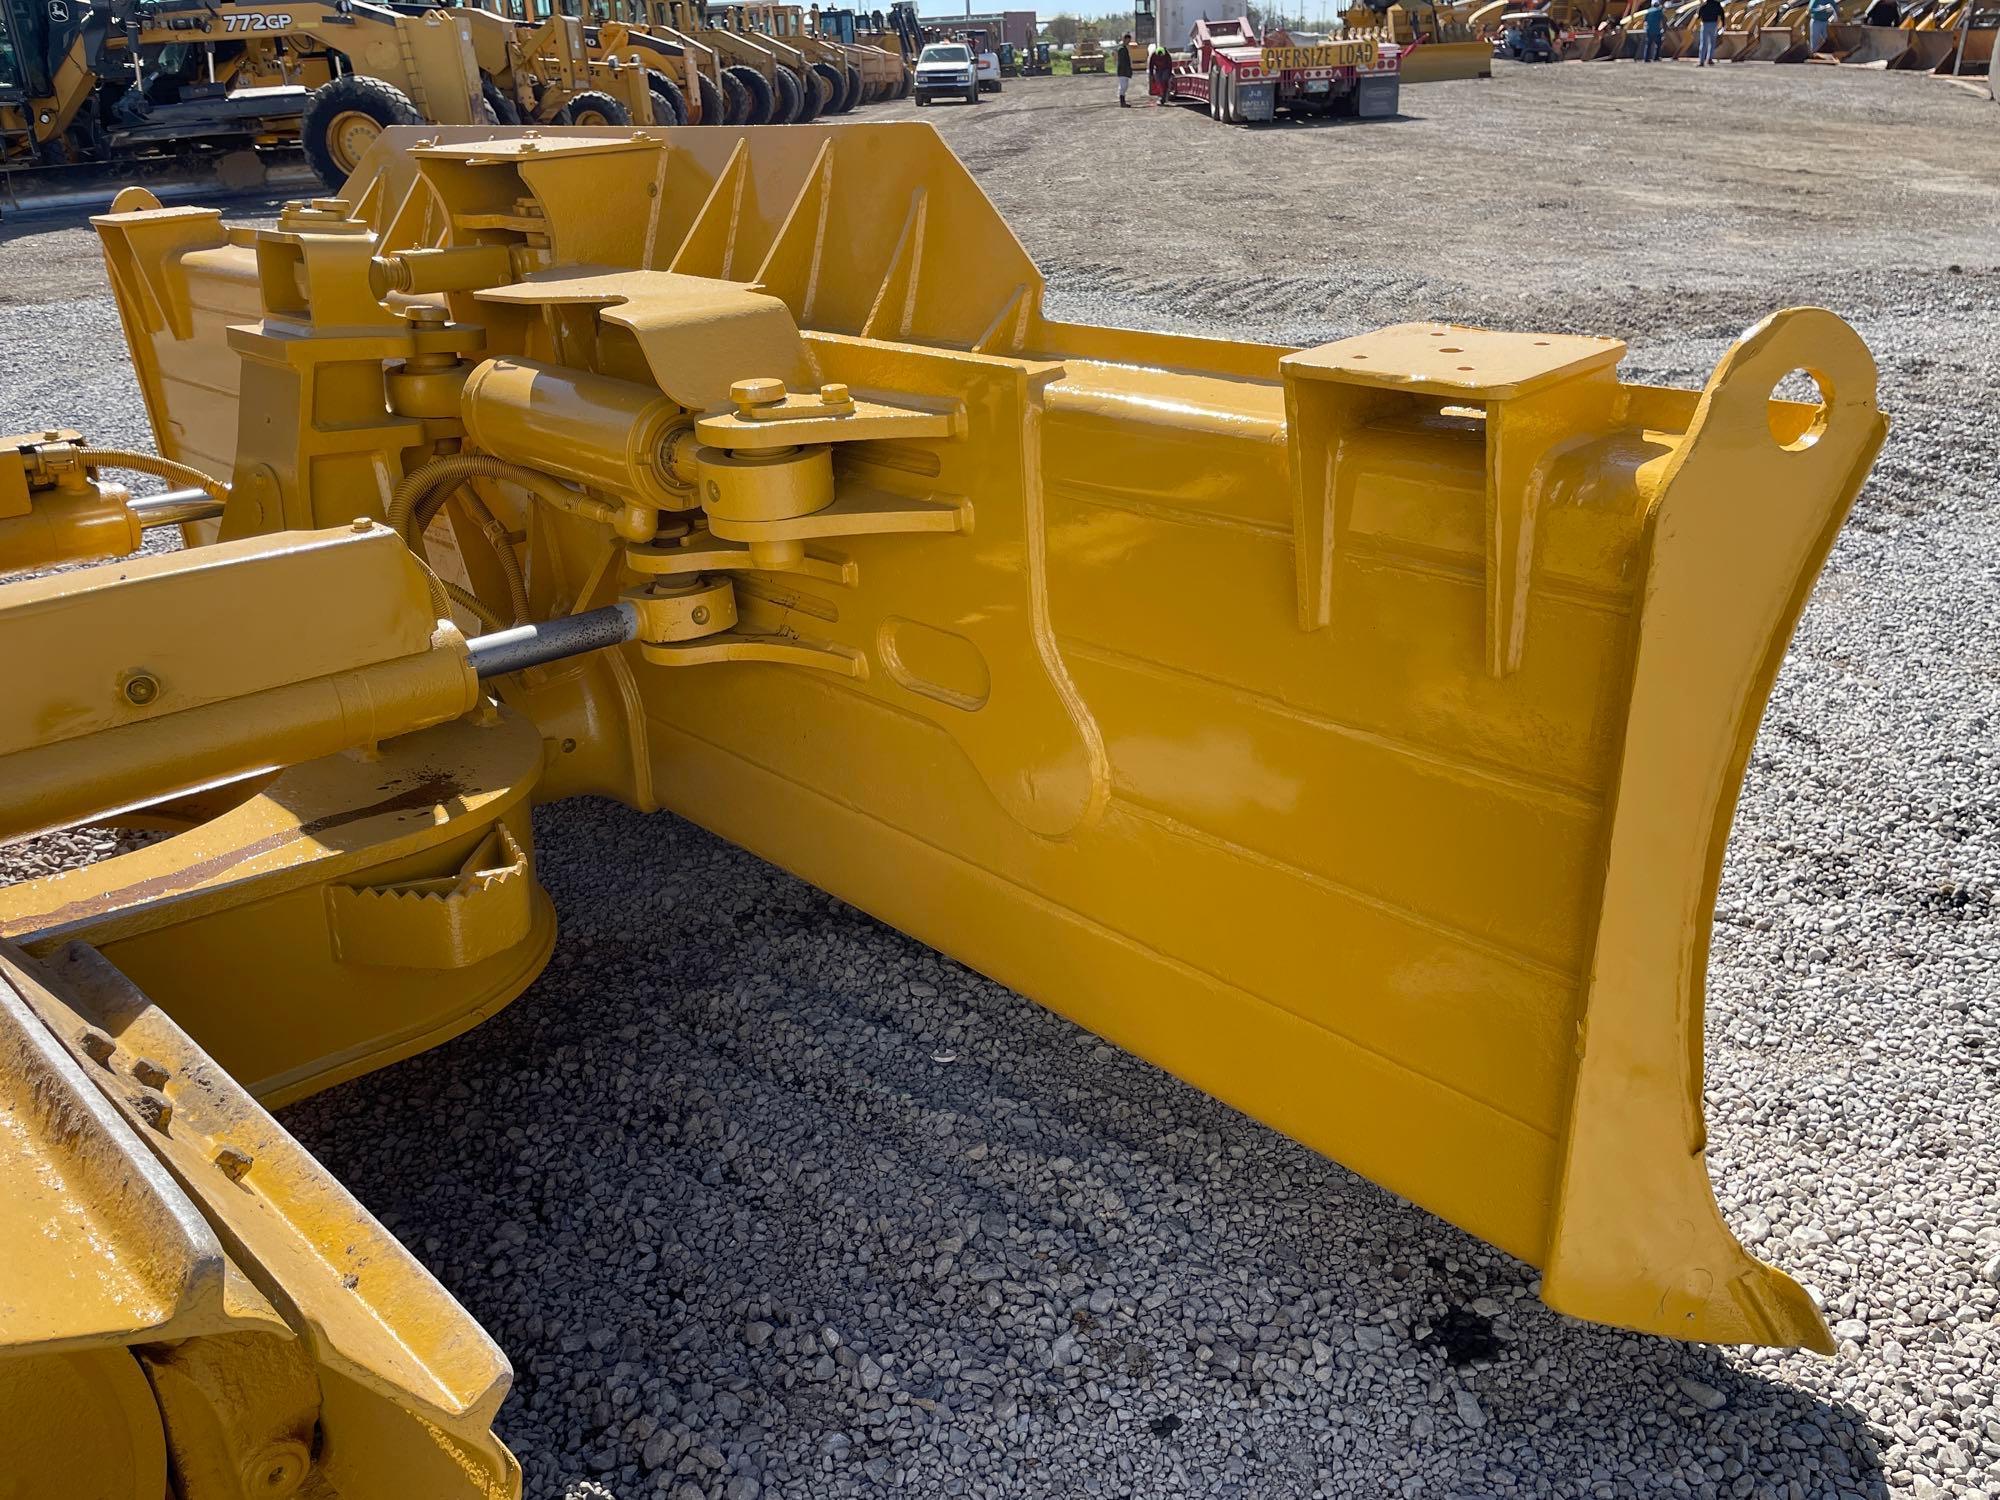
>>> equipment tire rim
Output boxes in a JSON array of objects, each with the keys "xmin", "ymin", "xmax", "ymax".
[
  {"xmin": 570, "ymin": 108, "xmax": 613, "ymax": 125},
  {"xmin": 327, "ymin": 110, "xmax": 382, "ymax": 173}
]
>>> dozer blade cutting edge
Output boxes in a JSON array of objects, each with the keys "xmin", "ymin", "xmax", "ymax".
[{"xmin": 0, "ymin": 121, "xmax": 1882, "ymax": 1493}]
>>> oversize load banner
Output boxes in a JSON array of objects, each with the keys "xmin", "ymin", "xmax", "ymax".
[{"xmin": 1258, "ymin": 40, "xmax": 1379, "ymax": 70}]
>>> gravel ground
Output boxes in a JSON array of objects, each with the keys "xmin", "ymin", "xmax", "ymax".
[{"xmin": 4, "ymin": 61, "xmax": 1998, "ymax": 1500}]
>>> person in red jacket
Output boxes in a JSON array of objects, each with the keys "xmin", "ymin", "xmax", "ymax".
[{"xmin": 1148, "ymin": 45, "xmax": 1173, "ymax": 104}]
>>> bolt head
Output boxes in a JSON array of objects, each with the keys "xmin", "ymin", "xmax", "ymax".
[
  {"xmin": 819, "ymin": 382, "xmax": 852, "ymax": 405},
  {"xmin": 123, "ymin": 671, "xmax": 161, "ymax": 706},
  {"xmin": 731, "ymin": 377, "xmax": 788, "ymax": 412},
  {"xmin": 75, "ymin": 1027, "xmax": 116, "ymax": 1066},
  {"xmin": 131, "ymin": 1057, "xmax": 170, "ymax": 1089}
]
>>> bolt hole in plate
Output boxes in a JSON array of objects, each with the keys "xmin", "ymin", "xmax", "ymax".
[{"xmin": 1768, "ymin": 366, "xmax": 1830, "ymax": 451}]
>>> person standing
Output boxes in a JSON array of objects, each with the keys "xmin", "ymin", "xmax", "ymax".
[
  {"xmin": 1640, "ymin": 0, "xmax": 1666, "ymax": 61},
  {"xmin": 1697, "ymin": 0, "xmax": 1724, "ymax": 62},
  {"xmin": 1116, "ymin": 32, "xmax": 1135, "ymax": 105},
  {"xmin": 1807, "ymin": 0, "xmax": 1836, "ymax": 52},
  {"xmin": 1148, "ymin": 43, "xmax": 1173, "ymax": 104}
]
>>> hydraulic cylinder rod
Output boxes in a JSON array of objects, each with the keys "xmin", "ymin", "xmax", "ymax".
[{"xmin": 466, "ymin": 603, "xmax": 639, "ymax": 679}]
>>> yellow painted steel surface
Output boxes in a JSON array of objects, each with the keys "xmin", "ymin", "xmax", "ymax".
[
  {"xmin": 0, "ymin": 117, "xmax": 1888, "ymax": 1498},
  {"xmin": 0, "ymin": 940, "xmax": 520, "ymax": 1496}
]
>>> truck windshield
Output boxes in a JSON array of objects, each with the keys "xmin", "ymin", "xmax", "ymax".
[{"xmin": 919, "ymin": 44, "xmax": 969, "ymax": 62}]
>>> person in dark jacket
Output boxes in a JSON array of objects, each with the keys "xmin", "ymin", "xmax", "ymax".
[
  {"xmin": 1148, "ymin": 44, "xmax": 1173, "ymax": 104},
  {"xmin": 1116, "ymin": 32, "xmax": 1135, "ymax": 105},
  {"xmin": 1697, "ymin": 0, "xmax": 1725, "ymax": 62}
]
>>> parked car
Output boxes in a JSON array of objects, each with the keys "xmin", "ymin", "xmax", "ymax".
[{"xmin": 914, "ymin": 42, "xmax": 982, "ymax": 104}]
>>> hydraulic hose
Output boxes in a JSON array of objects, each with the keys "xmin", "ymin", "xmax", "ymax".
[
  {"xmin": 385, "ymin": 454, "xmax": 615, "ymax": 540},
  {"xmin": 74, "ymin": 449, "xmax": 230, "ymax": 506},
  {"xmin": 385, "ymin": 454, "xmax": 578, "ymax": 630}
]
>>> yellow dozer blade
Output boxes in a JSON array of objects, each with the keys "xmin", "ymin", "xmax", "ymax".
[{"xmin": 0, "ymin": 121, "xmax": 1883, "ymax": 1494}]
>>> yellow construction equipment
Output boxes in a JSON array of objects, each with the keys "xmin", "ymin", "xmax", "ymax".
[
  {"xmin": 1, "ymin": 121, "xmax": 1886, "ymax": 1492},
  {"xmin": 1347, "ymin": 0, "xmax": 1495, "ymax": 77},
  {"xmin": 0, "ymin": 0, "xmax": 681, "ymax": 192}
]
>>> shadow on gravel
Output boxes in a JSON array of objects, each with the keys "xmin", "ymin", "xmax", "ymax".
[{"xmin": 285, "ymin": 801, "xmax": 1892, "ymax": 1500}]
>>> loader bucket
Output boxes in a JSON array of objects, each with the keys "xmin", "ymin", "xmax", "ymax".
[
  {"xmin": 1396, "ymin": 38, "xmax": 1495, "ymax": 78},
  {"xmin": 1740, "ymin": 23, "xmax": 1808, "ymax": 57},
  {"xmin": 1828, "ymin": 21, "xmax": 1915, "ymax": 63},
  {"xmin": 42, "ymin": 123, "xmax": 1887, "ymax": 1359},
  {"xmin": 1934, "ymin": 23, "xmax": 1993, "ymax": 70},
  {"xmin": 1897, "ymin": 28, "xmax": 1959, "ymax": 66}
]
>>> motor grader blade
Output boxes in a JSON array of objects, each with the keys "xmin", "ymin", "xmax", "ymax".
[{"xmin": 0, "ymin": 121, "xmax": 1883, "ymax": 1431}]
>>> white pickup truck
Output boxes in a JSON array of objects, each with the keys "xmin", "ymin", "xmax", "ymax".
[{"xmin": 913, "ymin": 43, "xmax": 982, "ymax": 105}]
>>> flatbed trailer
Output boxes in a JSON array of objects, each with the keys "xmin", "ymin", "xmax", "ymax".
[{"xmin": 1168, "ymin": 18, "xmax": 1401, "ymax": 121}]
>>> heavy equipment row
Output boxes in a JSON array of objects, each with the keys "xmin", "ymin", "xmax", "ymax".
[
  {"xmin": 1474, "ymin": 0, "xmax": 1997, "ymax": 73},
  {"xmin": 0, "ymin": 119, "xmax": 1886, "ymax": 1494},
  {"xmin": 0, "ymin": 0, "xmax": 917, "ymax": 200}
]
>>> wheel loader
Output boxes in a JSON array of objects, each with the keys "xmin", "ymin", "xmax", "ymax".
[
  {"xmin": 705, "ymin": 1, "xmax": 840, "ymax": 117},
  {"xmin": 602, "ymin": 0, "xmax": 808, "ymax": 124},
  {"xmin": 593, "ymin": 0, "xmax": 763, "ymax": 124},
  {"xmin": 732, "ymin": 2, "xmax": 870, "ymax": 113},
  {"xmin": 813, "ymin": 4, "xmax": 917, "ymax": 99},
  {"xmin": 0, "ymin": 120, "xmax": 1885, "ymax": 1495}
]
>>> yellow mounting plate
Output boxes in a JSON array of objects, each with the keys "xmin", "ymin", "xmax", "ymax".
[{"xmin": 1285, "ymin": 323, "xmax": 1627, "ymax": 399}]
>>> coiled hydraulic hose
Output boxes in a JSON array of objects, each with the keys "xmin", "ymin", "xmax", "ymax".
[
  {"xmin": 384, "ymin": 455, "xmax": 585, "ymax": 630},
  {"xmin": 75, "ymin": 448, "xmax": 230, "ymax": 505}
]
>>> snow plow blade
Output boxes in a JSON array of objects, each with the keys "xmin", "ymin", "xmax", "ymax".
[{"xmin": 0, "ymin": 124, "xmax": 1885, "ymax": 1389}]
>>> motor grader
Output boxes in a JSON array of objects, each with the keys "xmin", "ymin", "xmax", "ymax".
[
  {"xmin": 0, "ymin": 0, "xmax": 670, "ymax": 194},
  {"xmin": 0, "ymin": 119, "xmax": 1884, "ymax": 1494},
  {"xmin": 0, "ymin": 0, "xmax": 471, "ymax": 181}
]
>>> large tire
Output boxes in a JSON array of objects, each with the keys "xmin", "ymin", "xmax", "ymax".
[
  {"xmin": 1209, "ymin": 67, "xmax": 1221, "ymax": 120},
  {"xmin": 646, "ymin": 70, "xmax": 689, "ymax": 126},
  {"xmin": 719, "ymin": 67, "xmax": 750, "ymax": 124},
  {"xmin": 481, "ymin": 77, "xmax": 520, "ymax": 124},
  {"xmin": 302, "ymin": 74, "xmax": 421, "ymax": 191},
  {"xmin": 724, "ymin": 65, "xmax": 773, "ymax": 124},
  {"xmin": 772, "ymin": 63, "xmax": 807, "ymax": 123},
  {"xmin": 694, "ymin": 70, "xmax": 726, "ymax": 125},
  {"xmin": 846, "ymin": 63, "xmax": 864, "ymax": 108},
  {"xmin": 800, "ymin": 65, "xmax": 830, "ymax": 120},
  {"xmin": 812, "ymin": 59, "xmax": 850, "ymax": 113},
  {"xmin": 897, "ymin": 65, "xmax": 913, "ymax": 99},
  {"xmin": 554, "ymin": 89, "xmax": 630, "ymax": 126}
]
